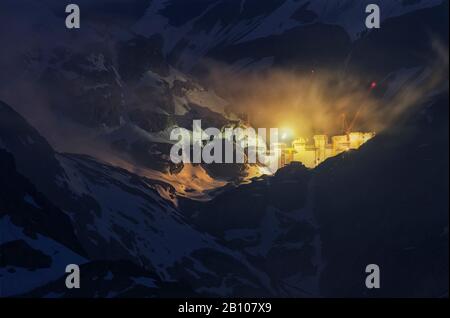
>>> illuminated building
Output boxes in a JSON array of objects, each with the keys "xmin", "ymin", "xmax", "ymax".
[{"xmin": 277, "ymin": 132, "xmax": 375, "ymax": 168}]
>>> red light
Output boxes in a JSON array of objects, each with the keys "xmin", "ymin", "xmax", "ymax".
[{"xmin": 370, "ymin": 81, "xmax": 377, "ymax": 89}]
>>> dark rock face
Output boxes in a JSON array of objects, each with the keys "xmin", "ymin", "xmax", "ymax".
[
  {"xmin": 206, "ymin": 23, "xmax": 352, "ymax": 72},
  {"xmin": 0, "ymin": 101, "xmax": 65, "ymax": 195},
  {"xmin": 180, "ymin": 162, "xmax": 318, "ymax": 296},
  {"xmin": 313, "ymin": 95, "xmax": 449, "ymax": 297},
  {"xmin": 291, "ymin": 2, "xmax": 318, "ymax": 24},
  {"xmin": 0, "ymin": 240, "xmax": 52, "ymax": 270},
  {"xmin": 128, "ymin": 109, "xmax": 172, "ymax": 133},
  {"xmin": 39, "ymin": 47, "xmax": 125, "ymax": 128},
  {"xmin": 0, "ymin": 148, "xmax": 85, "ymax": 257},
  {"xmin": 349, "ymin": 1, "xmax": 449, "ymax": 77},
  {"xmin": 22, "ymin": 260, "xmax": 199, "ymax": 298},
  {"xmin": 117, "ymin": 35, "xmax": 169, "ymax": 82},
  {"xmin": 166, "ymin": 248, "xmax": 273, "ymax": 298},
  {"xmin": 189, "ymin": 162, "xmax": 311, "ymax": 235}
]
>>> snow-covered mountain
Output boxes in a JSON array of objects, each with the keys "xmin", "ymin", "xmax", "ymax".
[
  {"xmin": 0, "ymin": 0, "xmax": 446, "ymax": 198},
  {"xmin": 0, "ymin": 147, "xmax": 86, "ymax": 297},
  {"xmin": 180, "ymin": 91, "xmax": 449, "ymax": 297},
  {"xmin": 0, "ymin": 100, "xmax": 273, "ymax": 297},
  {"xmin": 0, "ymin": 0, "xmax": 263, "ymax": 198},
  {"xmin": 0, "ymin": 0, "xmax": 448, "ymax": 298},
  {"xmin": 132, "ymin": 0, "xmax": 444, "ymax": 70}
]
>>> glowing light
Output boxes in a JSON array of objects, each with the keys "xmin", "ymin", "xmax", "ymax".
[
  {"xmin": 370, "ymin": 81, "xmax": 377, "ymax": 89},
  {"xmin": 277, "ymin": 132, "xmax": 375, "ymax": 170},
  {"xmin": 280, "ymin": 127, "xmax": 294, "ymax": 140}
]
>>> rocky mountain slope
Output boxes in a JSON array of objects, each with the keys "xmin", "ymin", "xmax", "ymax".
[
  {"xmin": 1, "ymin": 101, "xmax": 272, "ymax": 297},
  {"xmin": 132, "ymin": 0, "xmax": 444, "ymax": 71},
  {"xmin": 0, "ymin": 0, "xmax": 448, "ymax": 298}
]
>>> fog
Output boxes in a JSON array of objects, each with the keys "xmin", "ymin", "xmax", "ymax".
[{"xmin": 202, "ymin": 42, "xmax": 448, "ymax": 137}]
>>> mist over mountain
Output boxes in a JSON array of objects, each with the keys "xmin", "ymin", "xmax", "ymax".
[{"xmin": 0, "ymin": 0, "xmax": 448, "ymax": 298}]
